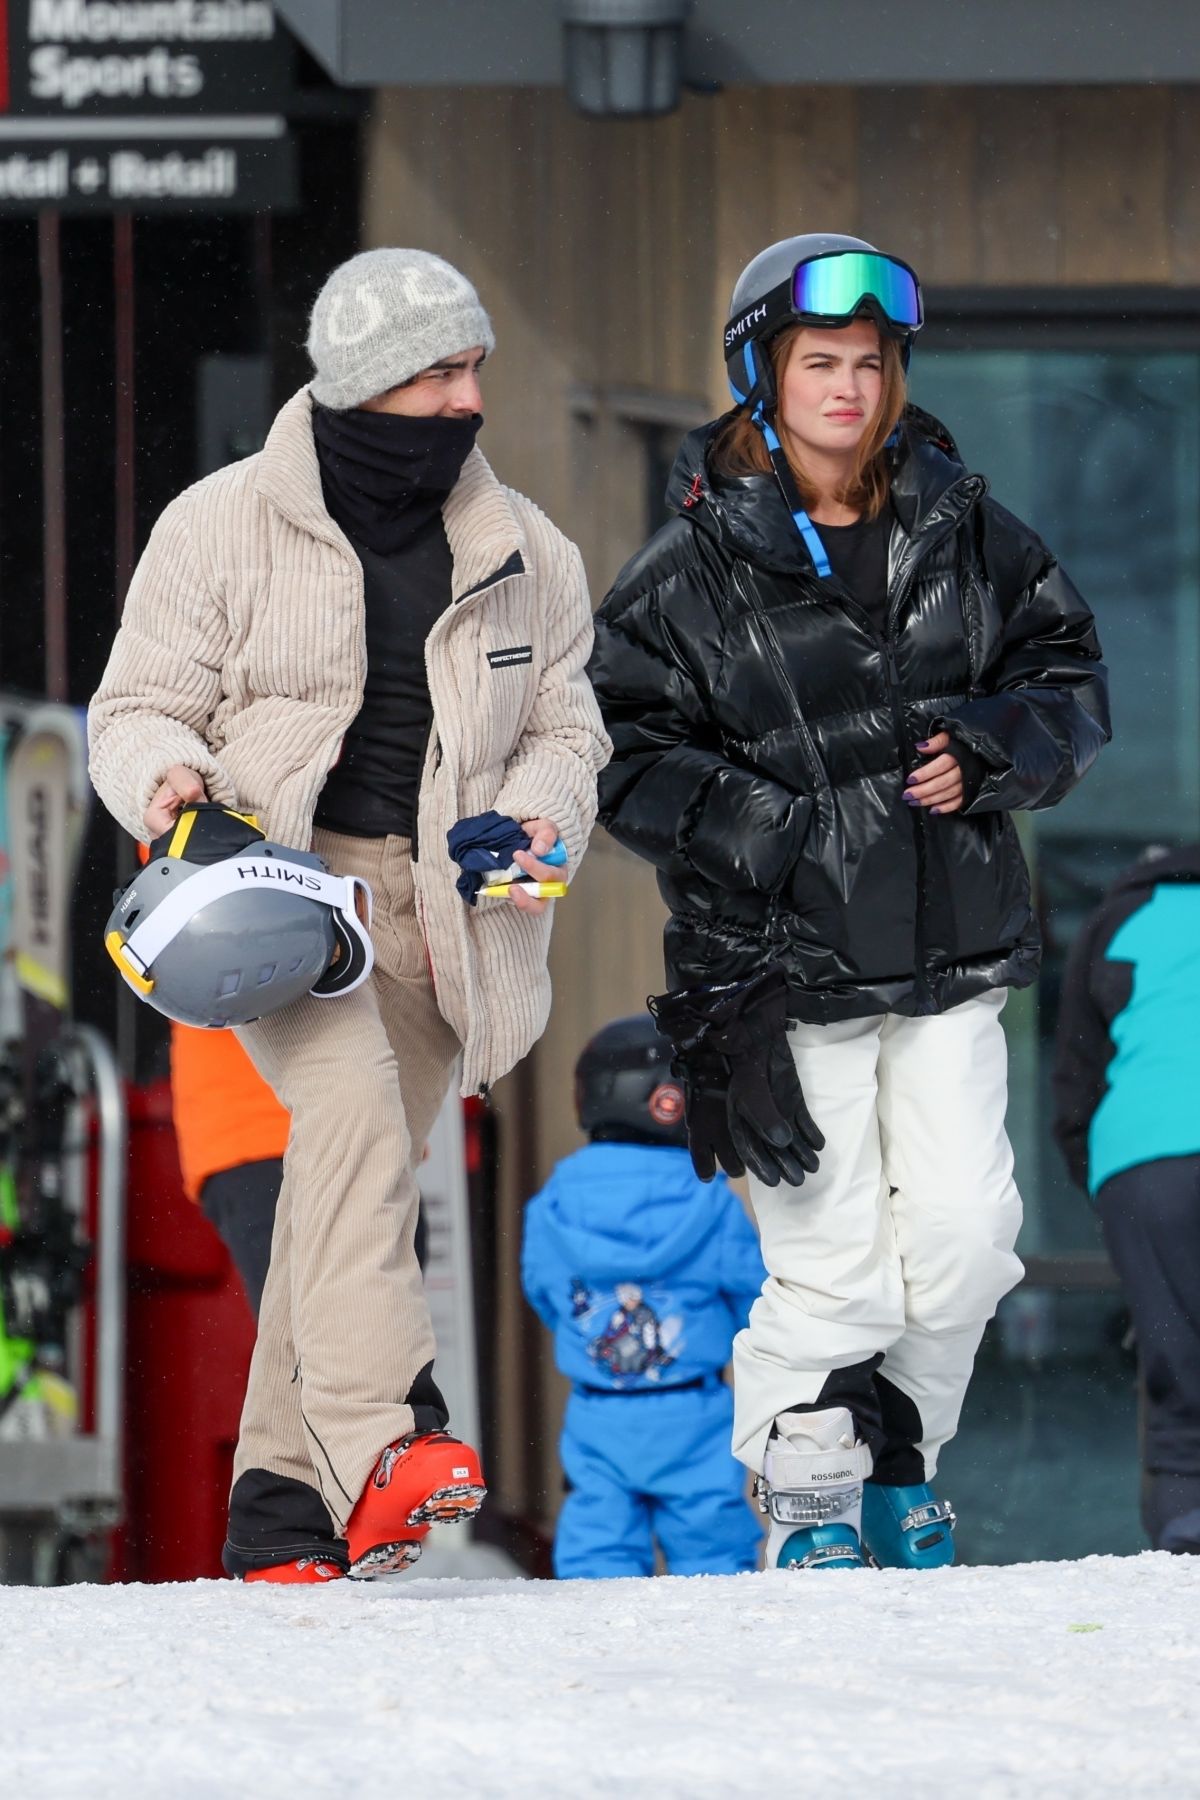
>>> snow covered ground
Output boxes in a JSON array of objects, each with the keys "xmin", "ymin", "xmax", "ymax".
[{"xmin": 3, "ymin": 1552, "xmax": 1197, "ymax": 1798}]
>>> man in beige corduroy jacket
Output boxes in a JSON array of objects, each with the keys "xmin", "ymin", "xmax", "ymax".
[{"xmin": 89, "ymin": 248, "xmax": 610, "ymax": 1583}]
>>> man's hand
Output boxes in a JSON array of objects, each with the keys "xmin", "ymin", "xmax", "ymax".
[
  {"xmin": 508, "ymin": 817, "xmax": 564, "ymax": 916},
  {"xmin": 904, "ymin": 732, "xmax": 964, "ymax": 815},
  {"xmin": 143, "ymin": 765, "xmax": 206, "ymax": 839}
]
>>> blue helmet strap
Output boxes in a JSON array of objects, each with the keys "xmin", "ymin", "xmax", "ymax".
[
  {"xmin": 728, "ymin": 322, "xmax": 913, "ymax": 576},
  {"xmin": 731, "ymin": 341, "xmax": 832, "ymax": 578},
  {"xmin": 761, "ymin": 421, "xmax": 832, "ymax": 578}
]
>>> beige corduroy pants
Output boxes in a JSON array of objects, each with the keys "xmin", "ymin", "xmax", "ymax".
[{"xmin": 231, "ymin": 829, "xmax": 462, "ymax": 1534}]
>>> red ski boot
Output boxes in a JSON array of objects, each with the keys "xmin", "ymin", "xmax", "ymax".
[
  {"xmin": 346, "ymin": 1430, "xmax": 486, "ymax": 1579},
  {"xmin": 243, "ymin": 1556, "xmax": 346, "ymax": 1586}
]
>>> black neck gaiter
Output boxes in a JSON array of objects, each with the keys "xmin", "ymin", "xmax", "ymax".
[{"xmin": 311, "ymin": 399, "xmax": 482, "ymax": 556}]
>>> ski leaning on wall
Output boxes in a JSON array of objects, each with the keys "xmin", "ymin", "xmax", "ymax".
[{"xmin": 0, "ymin": 700, "xmax": 90, "ymax": 1442}]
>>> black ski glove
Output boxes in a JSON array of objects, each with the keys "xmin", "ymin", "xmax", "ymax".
[{"xmin": 648, "ymin": 968, "xmax": 824, "ymax": 1189}]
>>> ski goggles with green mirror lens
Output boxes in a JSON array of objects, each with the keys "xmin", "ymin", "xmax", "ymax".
[
  {"xmin": 724, "ymin": 248, "xmax": 923, "ymax": 366},
  {"xmin": 791, "ymin": 249, "xmax": 923, "ymax": 331}
]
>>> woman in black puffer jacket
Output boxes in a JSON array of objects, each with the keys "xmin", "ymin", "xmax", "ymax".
[{"xmin": 587, "ymin": 234, "xmax": 1110, "ymax": 1575}]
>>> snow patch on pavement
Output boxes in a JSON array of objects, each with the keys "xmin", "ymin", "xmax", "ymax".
[{"xmin": 3, "ymin": 1553, "xmax": 1197, "ymax": 1798}]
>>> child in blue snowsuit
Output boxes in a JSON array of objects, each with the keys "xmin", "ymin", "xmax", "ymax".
[{"xmin": 522, "ymin": 1015, "xmax": 766, "ymax": 1578}]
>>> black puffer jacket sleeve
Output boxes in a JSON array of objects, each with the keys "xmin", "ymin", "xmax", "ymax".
[
  {"xmin": 937, "ymin": 502, "xmax": 1111, "ymax": 813},
  {"xmin": 589, "ymin": 553, "xmax": 810, "ymax": 897}
]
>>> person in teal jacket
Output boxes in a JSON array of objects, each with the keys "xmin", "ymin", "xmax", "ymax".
[
  {"xmin": 522, "ymin": 1016, "xmax": 766, "ymax": 1578},
  {"xmin": 1053, "ymin": 845, "xmax": 1200, "ymax": 1554}
]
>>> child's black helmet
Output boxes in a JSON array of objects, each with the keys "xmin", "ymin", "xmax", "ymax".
[{"xmin": 574, "ymin": 1015, "xmax": 687, "ymax": 1147}]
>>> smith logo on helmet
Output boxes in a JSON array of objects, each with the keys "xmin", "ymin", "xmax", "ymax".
[
  {"xmin": 233, "ymin": 861, "xmax": 322, "ymax": 891},
  {"xmin": 724, "ymin": 301, "xmax": 769, "ymax": 350}
]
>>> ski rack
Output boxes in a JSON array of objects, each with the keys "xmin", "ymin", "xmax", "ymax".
[{"xmin": 0, "ymin": 1026, "xmax": 126, "ymax": 1538}]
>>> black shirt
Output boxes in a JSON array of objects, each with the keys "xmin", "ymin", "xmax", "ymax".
[
  {"xmin": 313, "ymin": 515, "xmax": 453, "ymax": 844},
  {"xmin": 817, "ymin": 503, "xmax": 893, "ymax": 637}
]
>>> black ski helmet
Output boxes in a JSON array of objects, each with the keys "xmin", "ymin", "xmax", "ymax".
[
  {"xmin": 104, "ymin": 803, "xmax": 374, "ymax": 1029},
  {"xmin": 574, "ymin": 1015, "xmax": 687, "ymax": 1148}
]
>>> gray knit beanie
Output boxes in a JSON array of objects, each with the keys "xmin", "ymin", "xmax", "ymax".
[{"xmin": 307, "ymin": 248, "xmax": 495, "ymax": 411}]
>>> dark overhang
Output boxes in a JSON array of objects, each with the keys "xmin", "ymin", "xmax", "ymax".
[{"xmin": 274, "ymin": 0, "xmax": 1200, "ymax": 88}]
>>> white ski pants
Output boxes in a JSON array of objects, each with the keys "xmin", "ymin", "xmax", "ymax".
[{"xmin": 732, "ymin": 990, "xmax": 1024, "ymax": 1478}]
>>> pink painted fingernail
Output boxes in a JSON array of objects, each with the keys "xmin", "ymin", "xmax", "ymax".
[{"xmin": 930, "ymin": 807, "xmax": 941, "ymax": 815}]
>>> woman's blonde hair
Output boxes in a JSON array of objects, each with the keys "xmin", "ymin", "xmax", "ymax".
[{"xmin": 710, "ymin": 324, "xmax": 907, "ymax": 521}]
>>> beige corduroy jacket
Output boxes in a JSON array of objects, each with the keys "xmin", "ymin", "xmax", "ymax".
[{"xmin": 88, "ymin": 388, "xmax": 611, "ymax": 1095}]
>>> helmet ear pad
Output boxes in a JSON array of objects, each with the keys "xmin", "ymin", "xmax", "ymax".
[
  {"xmin": 574, "ymin": 1014, "xmax": 689, "ymax": 1149},
  {"xmin": 728, "ymin": 335, "xmax": 777, "ymax": 412}
]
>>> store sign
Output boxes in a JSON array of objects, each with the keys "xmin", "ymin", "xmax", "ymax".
[
  {"xmin": 0, "ymin": 118, "xmax": 295, "ymax": 210},
  {"xmin": 1, "ymin": 1, "xmax": 295, "ymax": 113},
  {"xmin": 0, "ymin": 0, "xmax": 298, "ymax": 210}
]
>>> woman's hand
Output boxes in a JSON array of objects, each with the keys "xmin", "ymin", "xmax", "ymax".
[
  {"xmin": 508, "ymin": 818, "xmax": 564, "ymax": 916},
  {"xmin": 143, "ymin": 765, "xmax": 206, "ymax": 839},
  {"xmin": 904, "ymin": 733, "xmax": 964, "ymax": 815}
]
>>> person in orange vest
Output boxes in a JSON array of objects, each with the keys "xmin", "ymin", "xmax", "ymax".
[{"xmin": 170, "ymin": 1022, "xmax": 290, "ymax": 1318}]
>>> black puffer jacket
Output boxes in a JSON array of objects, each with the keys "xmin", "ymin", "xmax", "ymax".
[{"xmin": 588, "ymin": 407, "xmax": 1111, "ymax": 1020}]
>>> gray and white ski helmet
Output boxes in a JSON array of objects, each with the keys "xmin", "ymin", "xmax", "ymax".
[
  {"xmin": 105, "ymin": 804, "xmax": 374, "ymax": 1029},
  {"xmin": 724, "ymin": 232, "xmax": 923, "ymax": 401}
]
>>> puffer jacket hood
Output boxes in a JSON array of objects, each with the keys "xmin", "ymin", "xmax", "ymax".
[
  {"xmin": 531, "ymin": 1143, "xmax": 733, "ymax": 1281},
  {"xmin": 589, "ymin": 403, "xmax": 1110, "ymax": 1021},
  {"xmin": 520, "ymin": 1140, "xmax": 767, "ymax": 1391}
]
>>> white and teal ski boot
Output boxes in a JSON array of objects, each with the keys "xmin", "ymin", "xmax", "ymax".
[
  {"xmin": 860, "ymin": 1483, "xmax": 956, "ymax": 1569},
  {"xmin": 758, "ymin": 1407, "xmax": 873, "ymax": 1571}
]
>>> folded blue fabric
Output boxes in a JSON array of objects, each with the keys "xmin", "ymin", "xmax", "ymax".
[{"xmin": 447, "ymin": 811, "xmax": 532, "ymax": 905}]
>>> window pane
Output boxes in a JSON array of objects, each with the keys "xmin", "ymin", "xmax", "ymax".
[
  {"xmin": 915, "ymin": 352, "xmax": 1200, "ymax": 838},
  {"xmin": 914, "ymin": 350, "xmax": 1200, "ymax": 1257}
]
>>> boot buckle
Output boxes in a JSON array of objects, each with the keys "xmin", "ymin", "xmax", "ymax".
[{"xmin": 898, "ymin": 1497, "xmax": 956, "ymax": 1534}]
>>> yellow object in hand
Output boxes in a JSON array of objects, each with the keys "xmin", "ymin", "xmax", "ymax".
[{"xmin": 478, "ymin": 880, "xmax": 568, "ymax": 900}]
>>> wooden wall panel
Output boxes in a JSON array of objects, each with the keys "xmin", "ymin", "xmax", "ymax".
[
  {"xmin": 974, "ymin": 88, "xmax": 1062, "ymax": 284},
  {"xmin": 767, "ymin": 86, "xmax": 861, "ymax": 237},
  {"xmin": 1169, "ymin": 90, "xmax": 1200, "ymax": 285},
  {"xmin": 709, "ymin": 87, "xmax": 861, "ymax": 400},
  {"xmin": 857, "ymin": 88, "xmax": 979, "ymax": 283},
  {"xmin": 1059, "ymin": 88, "xmax": 1172, "ymax": 283},
  {"xmin": 709, "ymin": 88, "xmax": 786, "ymax": 401}
]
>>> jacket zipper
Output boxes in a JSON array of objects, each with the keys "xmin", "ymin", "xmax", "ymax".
[
  {"xmin": 410, "ymin": 724, "xmax": 443, "ymax": 865},
  {"xmin": 818, "ymin": 570, "xmax": 932, "ymax": 1005},
  {"xmin": 417, "ymin": 554, "xmax": 526, "ymax": 1093},
  {"xmin": 791, "ymin": 480, "xmax": 982, "ymax": 1009},
  {"xmin": 735, "ymin": 563, "xmax": 826, "ymax": 797},
  {"xmin": 414, "ymin": 553, "xmax": 517, "ymax": 864},
  {"xmin": 878, "ymin": 483, "xmax": 983, "ymax": 1009},
  {"xmin": 884, "ymin": 625, "xmax": 933, "ymax": 1010}
]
